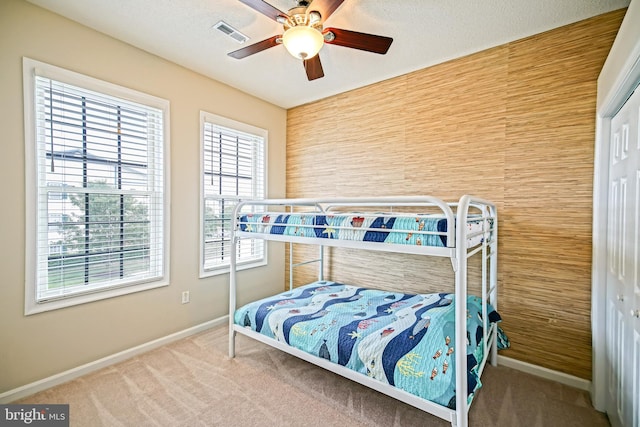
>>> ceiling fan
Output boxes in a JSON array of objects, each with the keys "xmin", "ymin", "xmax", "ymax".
[{"xmin": 228, "ymin": 0, "xmax": 393, "ymax": 81}]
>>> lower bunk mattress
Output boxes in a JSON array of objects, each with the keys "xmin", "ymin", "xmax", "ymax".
[{"xmin": 234, "ymin": 281, "xmax": 509, "ymax": 409}]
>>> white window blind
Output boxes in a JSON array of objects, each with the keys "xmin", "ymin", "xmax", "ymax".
[
  {"xmin": 201, "ymin": 112, "xmax": 265, "ymax": 274},
  {"xmin": 25, "ymin": 59, "xmax": 168, "ymax": 311}
]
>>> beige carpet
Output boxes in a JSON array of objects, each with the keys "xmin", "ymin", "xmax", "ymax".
[{"xmin": 17, "ymin": 325, "xmax": 609, "ymax": 426}]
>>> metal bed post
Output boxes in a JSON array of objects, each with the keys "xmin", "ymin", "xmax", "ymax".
[
  {"xmin": 489, "ymin": 203, "xmax": 499, "ymax": 366},
  {"xmin": 454, "ymin": 195, "xmax": 470, "ymax": 427},
  {"xmin": 318, "ymin": 245, "xmax": 324, "ymax": 281},
  {"xmin": 287, "ymin": 204, "xmax": 293, "ymax": 291},
  {"xmin": 289, "ymin": 204, "xmax": 294, "ymax": 291},
  {"xmin": 475, "ymin": 202, "xmax": 490, "ymax": 371},
  {"xmin": 318, "ymin": 202, "xmax": 325, "ymax": 282},
  {"xmin": 228, "ymin": 202, "xmax": 242, "ymax": 359},
  {"xmin": 289, "ymin": 241, "xmax": 294, "ymax": 291}
]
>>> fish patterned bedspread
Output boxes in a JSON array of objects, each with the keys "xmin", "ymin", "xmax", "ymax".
[
  {"xmin": 237, "ymin": 213, "xmax": 489, "ymax": 248},
  {"xmin": 234, "ymin": 281, "xmax": 508, "ymax": 409}
]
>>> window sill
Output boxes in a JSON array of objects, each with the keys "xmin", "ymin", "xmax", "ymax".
[{"xmin": 24, "ymin": 278, "xmax": 169, "ymax": 316}]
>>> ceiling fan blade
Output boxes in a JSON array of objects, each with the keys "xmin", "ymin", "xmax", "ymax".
[
  {"xmin": 324, "ymin": 28, "xmax": 393, "ymax": 54},
  {"xmin": 309, "ymin": 0, "xmax": 345, "ymax": 21},
  {"xmin": 238, "ymin": 0, "xmax": 286, "ymax": 22},
  {"xmin": 304, "ymin": 55, "xmax": 324, "ymax": 80},
  {"xmin": 228, "ymin": 35, "xmax": 281, "ymax": 59}
]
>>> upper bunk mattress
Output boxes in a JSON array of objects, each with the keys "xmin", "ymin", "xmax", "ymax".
[
  {"xmin": 237, "ymin": 212, "xmax": 489, "ymax": 248},
  {"xmin": 234, "ymin": 281, "xmax": 507, "ymax": 409}
]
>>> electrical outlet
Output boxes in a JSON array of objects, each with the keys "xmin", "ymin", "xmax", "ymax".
[{"xmin": 181, "ymin": 291, "xmax": 190, "ymax": 304}]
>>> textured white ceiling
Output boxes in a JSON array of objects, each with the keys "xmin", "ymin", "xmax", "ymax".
[{"xmin": 26, "ymin": 0, "xmax": 630, "ymax": 109}]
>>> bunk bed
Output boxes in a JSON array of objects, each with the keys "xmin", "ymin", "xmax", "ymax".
[{"xmin": 228, "ymin": 195, "xmax": 504, "ymax": 427}]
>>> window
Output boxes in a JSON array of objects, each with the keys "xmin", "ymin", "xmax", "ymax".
[
  {"xmin": 23, "ymin": 58, "xmax": 170, "ymax": 314},
  {"xmin": 200, "ymin": 112, "xmax": 266, "ymax": 276}
]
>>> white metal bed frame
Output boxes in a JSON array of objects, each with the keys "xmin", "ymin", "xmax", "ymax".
[{"xmin": 228, "ymin": 195, "xmax": 498, "ymax": 427}]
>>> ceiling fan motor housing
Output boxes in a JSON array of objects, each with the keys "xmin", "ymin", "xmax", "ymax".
[{"xmin": 281, "ymin": 6, "xmax": 322, "ymax": 32}]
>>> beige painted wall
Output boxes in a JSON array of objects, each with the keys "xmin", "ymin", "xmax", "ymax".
[
  {"xmin": 0, "ymin": 0, "xmax": 286, "ymax": 393},
  {"xmin": 287, "ymin": 10, "xmax": 626, "ymax": 380}
]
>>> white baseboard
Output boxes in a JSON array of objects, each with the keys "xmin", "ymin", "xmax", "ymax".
[
  {"xmin": 1, "ymin": 319, "xmax": 592, "ymax": 404},
  {"xmin": 0, "ymin": 316, "xmax": 228, "ymax": 404},
  {"xmin": 497, "ymin": 355, "xmax": 591, "ymax": 392}
]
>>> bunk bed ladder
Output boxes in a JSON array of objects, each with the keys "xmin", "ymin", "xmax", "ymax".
[
  {"xmin": 286, "ymin": 203, "xmax": 326, "ymax": 290},
  {"xmin": 289, "ymin": 242, "xmax": 324, "ymax": 290},
  {"xmin": 454, "ymin": 196, "xmax": 499, "ymax": 427}
]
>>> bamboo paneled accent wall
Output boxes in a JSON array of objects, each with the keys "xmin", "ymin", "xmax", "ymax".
[{"xmin": 285, "ymin": 10, "xmax": 625, "ymax": 380}]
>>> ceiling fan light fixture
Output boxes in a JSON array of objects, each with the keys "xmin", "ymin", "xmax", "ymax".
[{"xmin": 282, "ymin": 25, "xmax": 324, "ymax": 60}]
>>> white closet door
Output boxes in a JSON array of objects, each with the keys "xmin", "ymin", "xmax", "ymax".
[{"xmin": 607, "ymin": 85, "xmax": 640, "ymax": 427}]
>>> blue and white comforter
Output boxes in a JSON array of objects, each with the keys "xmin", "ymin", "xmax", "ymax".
[
  {"xmin": 234, "ymin": 281, "xmax": 508, "ymax": 408},
  {"xmin": 238, "ymin": 213, "xmax": 489, "ymax": 247}
]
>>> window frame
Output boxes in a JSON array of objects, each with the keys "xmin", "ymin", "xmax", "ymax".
[
  {"xmin": 23, "ymin": 57, "xmax": 171, "ymax": 315},
  {"xmin": 199, "ymin": 111, "xmax": 267, "ymax": 278}
]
